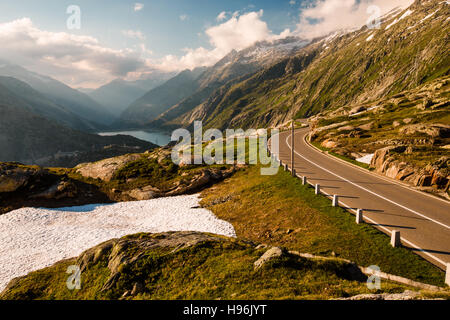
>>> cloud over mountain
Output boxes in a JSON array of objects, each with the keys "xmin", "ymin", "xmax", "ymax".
[
  {"xmin": 0, "ymin": 18, "xmax": 149, "ymax": 88},
  {"xmin": 295, "ymin": 0, "xmax": 414, "ymax": 39},
  {"xmin": 158, "ymin": 10, "xmax": 291, "ymax": 71}
]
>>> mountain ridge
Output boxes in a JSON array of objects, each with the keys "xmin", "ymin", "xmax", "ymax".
[
  {"xmin": 0, "ymin": 61, "xmax": 115, "ymax": 128},
  {"xmin": 150, "ymin": 0, "xmax": 449, "ymax": 131}
]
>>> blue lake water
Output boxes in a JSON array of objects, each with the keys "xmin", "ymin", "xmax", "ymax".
[{"xmin": 99, "ymin": 130, "xmax": 171, "ymax": 146}]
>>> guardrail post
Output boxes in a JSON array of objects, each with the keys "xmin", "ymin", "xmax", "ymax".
[
  {"xmin": 356, "ymin": 209, "xmax": 363, "ymax": 224},
  {"xmin": 302, "ymin": 176, "xmax": 307, "ymax": 185},
  {"xmin": 332, "ymin": 195, "xmax": 339, "ymax": 207},
  {"xmin": 391, "ymin": 230, "xmax": 401, "ymax": 247},
  {"xmin": 445, "ymin": 264, "xmax": 450, "ymax": 286},
  {"xmin": 315, "ymin": 184, "xmax": 320, "ymax": 195}
]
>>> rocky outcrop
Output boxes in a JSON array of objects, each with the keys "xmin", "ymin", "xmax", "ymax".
[
  {"xmin": 399, "ymin": 124, "xmax": 450, "ymax": 138},
  {"xmin": 77, "ymin": 232, "xmax": 226, "ymax": 293},
  {"xmin": 254, "ymin": 247, "xmax": 285, "ymax": 270},
  {"xmin": 114, "ymin": 167, "xmax": 236, "ymax": 201},
  {"xmin": 0, "ymin": 163, "xmax": 77, "ymax": 200},
  {"xmin": 122, "ymin": 185, "xmax": 161, "ymax": 201},
  {"xmin": 0, "ymin": 163, "xmax": 48, "ymax": 193},
  {"xmin": 164, "ymin": 167, "xmax": 236, "ymax": 197},
  {"xmin": 75, "ymin": 154, "xmax": 142, "ymax": 182},
  {"xmin": 321, "ymin": 139, "xmax": 341, "ymax": 149},
  {"xmin": 371, "ymin": 147, "xmax": 449, "ymax": 190},
  {"xmin": 370, "ymin": 146, "xmax": 407, "ymax": 173},
  {"xmin": 337, "ymin": 290, "xmax": 422, "ymax": 301},
  {"xmin": 28, "ymin": 180, "xmax": 77, "ymax": 200},
  {"xmin": 0, "ymin": 162, "xmax": 112, "ymax": 215}
]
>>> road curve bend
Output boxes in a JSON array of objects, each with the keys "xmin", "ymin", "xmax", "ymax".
[{"xmin": 272, "ymin": 127, "xmax": 450, "ymax": 270}]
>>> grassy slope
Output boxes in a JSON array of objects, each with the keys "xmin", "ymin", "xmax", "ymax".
[
  {"xmin": 201, "ymin": 165, "xmax": 446, "ymax": 286},
  {"xmin": 1, "ymin": 233, "xmax": 442, "ymax": 301}
]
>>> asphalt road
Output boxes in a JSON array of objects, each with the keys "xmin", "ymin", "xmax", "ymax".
[{"xmin": 273, "ymin": 127, "xmax": 450, "ymax": 270}]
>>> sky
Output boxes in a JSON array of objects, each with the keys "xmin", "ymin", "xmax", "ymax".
[{"xmin": 0, "ymin": 0, "xmax": 414, "ymax": 89}]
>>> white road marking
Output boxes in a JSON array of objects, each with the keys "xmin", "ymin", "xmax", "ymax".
[
  {"xmin": 269, "ymin": 131, "xmax": 449, "ymax": 268},
  {"xmin": 284, "ymin": 133, "xmax": 450, "ymax": 230}
]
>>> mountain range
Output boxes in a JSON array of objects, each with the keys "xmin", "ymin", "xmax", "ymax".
[
  {"xmin": 0, "ymin": 65, "xmax": 157, "ymax": 167},
  {"xmin": 118, "ymin": 37, "xmax": 309, "ymax": 129},
  {"xmin": 113, "ymin": 0, "xmax": 448, "ymax": 131},
  {"xmin": 88, "ymin": 71, "xmax": 176, "ymax": 117},
  {"xmin": 0, "ymin": 61, "xmax": 115, "ymax": 127}
]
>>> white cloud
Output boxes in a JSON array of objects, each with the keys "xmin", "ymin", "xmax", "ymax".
[
  {"xmin": 134, "ymin": 3, "xmax": 144, "ymax": 12},
  {"xmin": 158, "ymin": 10, "xmax": 291, "ymax": 71},
  {"xmin": 122, "ymin": 29, "xmax": 146, "ymax": 40},
  {"xmin": 0, "ymin": 18, "xmax": 151, "ymax": 88},
  {"xmin": 295, "ymin": 0, "xmax": 414, "ymax": 39},
  {"xmin": 179, "ymin": 14, "xmax": 189, "ymax": 21},
  {"xmin": 216, "ymin": 11, "xmax": 227, "ymax": 22},
  {"xmin": 289, "ymin": 0, "xmax": 296, "ymax": 5}
]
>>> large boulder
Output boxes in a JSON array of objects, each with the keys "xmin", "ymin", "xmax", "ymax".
[
  {"xmin": 254, "ymin": 247, "xmax": 285, "ymax": 270},
  {"xmin": 123, "ymin": 185, "xmax": 161, "ymax": 201},
  {"xmin": 75, "ymin": 154, "xmax": 142, "ymax": 182},
  {"xmin": 321, "ymin": 139, "xmax": 340, "ymax": 149},
  {"xmin": 358, "ymin": 122, "xmax": 374, "ymax": 131},
  {"xmin": 76, "ymin": 232, "xmax": 228, "ymax": 292},
  {"xmin": 337, "ymin": 125, "xmax": 356, "ymax": 132},
  {"xmin": 370, "ymin": 146, "xmax": 406, "ymax": 173}
]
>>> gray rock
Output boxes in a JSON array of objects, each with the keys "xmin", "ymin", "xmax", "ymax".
[
  {"xmin": 75, "ymin": 154, "xmax": 142, "ymax": 182},
  {"xmin": 131, "ymin": 282, "xmax": 145, "ymax": 295},
  {"xmin": 254, "ymin": 247, "xmax": 284, "ymax": 270},
  {"xmin": 337, "ymin": 290, "xmax": 421, "ymax": 300}
]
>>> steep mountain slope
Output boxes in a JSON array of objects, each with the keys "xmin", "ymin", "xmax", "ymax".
[
  {"xmin": 120, "ymin": 37, "xmax": 308, "ymax": 129},
  {"xmin": 119, "ymin": 67, "xmax": 206, "ymax": 126},
  {"xmin": 89, "ymin": 72, "xmax": 175, "ymax": 116},
  {"xmin": 172, "ymin": 0, "xmax": 449, "ymax": 130},
  {"xmin": 0, "ymin": 61, "xmax": 115, "ymax": 127},
  {"xmin": 0, "ymin": 77, "xmax": 95, "ymax": 131},
  {"xmin": 0, "ymin": 85, "xmax": 155, "ymax": 167}
]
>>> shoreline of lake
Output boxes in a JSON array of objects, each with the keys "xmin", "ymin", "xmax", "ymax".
[{"xmin": 98, "ymin": 130, "xmax": 172, "ymax": 147}]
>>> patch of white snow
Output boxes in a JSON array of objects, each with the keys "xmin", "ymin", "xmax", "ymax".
[{"xmin": 0, "ymin": 194, "xmax": 236, "ymax": 291}]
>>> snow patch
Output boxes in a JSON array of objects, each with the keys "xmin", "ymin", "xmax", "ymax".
[
  {"xmin": 366, "ymin": 34, "xmax": 374, "ymax": 42},
  {"xmin": 356, "ymin": 154, "xmax": 374, "ymax": 165},
  {"xmin": 420, "ymin": 10, "xmax": 439, "ymax": 23},
  {"xmin": 0, "ymin": 194, "xmax": 236, "ymax": 291},
  {"xmin": 385, "ymin": 9, "xmax": 413, "ymax": 30}
]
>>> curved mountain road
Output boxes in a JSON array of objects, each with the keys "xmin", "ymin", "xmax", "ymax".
[{"xmin": 272, "ymin": 127, "xmax": 450, "ymax": 270}]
